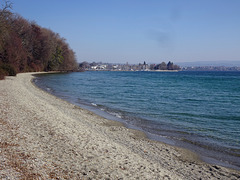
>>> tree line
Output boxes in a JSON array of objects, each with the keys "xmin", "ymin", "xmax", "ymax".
[
  {"xmin": 150, "ymin": 61, "xmax": 180, "ymax": 70},
  {"xmin": 0, "ymin": 1, "xmax": 78, "ymax": 79}
]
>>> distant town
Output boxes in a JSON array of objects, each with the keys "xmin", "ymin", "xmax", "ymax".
[
  {"xmin": 79, "ymin": 61, "xmax": 240, "ymax": 72},
  {"xmin": 79, "ymin": 61, "xmax": 180, "ymax": 71}
]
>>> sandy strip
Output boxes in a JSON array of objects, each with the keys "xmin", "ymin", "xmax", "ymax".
[{"xmin": 0, "ymin": 72, "xmax": 239, "ymax": 179}]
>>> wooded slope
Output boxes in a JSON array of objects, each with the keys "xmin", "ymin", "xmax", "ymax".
[{"xmin": 0, "ymin": 2, "xmax": 78, "ymax": 79}]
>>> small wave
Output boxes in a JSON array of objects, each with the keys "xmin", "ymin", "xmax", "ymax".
[
  {"xmin": 108, "ymin": 112, "xmax": 122, "ymax": 119},
  {"xmin": 91, "ymin": 103, "xmax": 97, "ymax": 106},
  {"xmin": 46, "ymin": 87, "xmax": 51, "ymax": 92}
]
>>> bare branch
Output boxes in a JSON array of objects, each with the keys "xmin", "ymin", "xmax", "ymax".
[{"xmin": 0, "ymin": 0, "xmax": 12, "ymax": 11}]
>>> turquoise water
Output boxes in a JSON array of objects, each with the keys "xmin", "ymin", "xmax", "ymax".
[{"xmin": 34, "ymin": 71, "xmax": 240, "ymax": 169}]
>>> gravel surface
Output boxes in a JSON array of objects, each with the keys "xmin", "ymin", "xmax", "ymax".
[{"xmin": 0, "ymin": 72, "xmax": 239, "ymax": 179}]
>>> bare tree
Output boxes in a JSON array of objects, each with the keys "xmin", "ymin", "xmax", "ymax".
[{"xmin": 0, "ymin": 0, "xmax": 13, "ymax": 23}]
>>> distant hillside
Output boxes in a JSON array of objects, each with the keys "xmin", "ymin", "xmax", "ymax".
[
  {"xmin": 0, "ymin": 1, "xmax": 78, "ymax": 79},
  {"xmin": 178, "ymin": 61, "xmax": 240, "ymax": 67}
]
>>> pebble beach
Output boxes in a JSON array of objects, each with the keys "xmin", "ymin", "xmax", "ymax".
[{"xmin": 0, "ymin": 72, "xmax": 239, "ymax": 179}]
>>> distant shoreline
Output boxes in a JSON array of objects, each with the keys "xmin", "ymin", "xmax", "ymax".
[{"xmin": 85, "ymin": 69, "xmax": 180, "ymax": 72}]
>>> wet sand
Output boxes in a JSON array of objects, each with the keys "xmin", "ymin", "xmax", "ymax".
[{"xmin": 0, "ymin": 72, "xmax": 239, "ymax": 179}]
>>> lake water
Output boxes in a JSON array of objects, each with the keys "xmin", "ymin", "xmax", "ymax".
[{"xmin": 34, "ymin": 71, "xmax": 240, "ymax": 170}]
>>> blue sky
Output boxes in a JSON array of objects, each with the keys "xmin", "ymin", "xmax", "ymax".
[{"xmin": 8, "ymin": 0, "xmax": 240, "ymax": 64}]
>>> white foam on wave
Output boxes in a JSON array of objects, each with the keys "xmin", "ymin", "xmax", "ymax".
[
  {"xmin": 109, "ymin": 112, "xmax": 122, "ymax": 119},
  {"xmin": 91, "ymin": 103, "xmax": 97, "ymax": 106}
]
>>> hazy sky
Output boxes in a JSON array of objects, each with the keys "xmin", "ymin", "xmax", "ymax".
[{"xmin": 9, "ymin": 0, "xmax": 240, "ymax": 64}]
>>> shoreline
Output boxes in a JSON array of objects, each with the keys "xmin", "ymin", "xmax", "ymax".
[
  {"xmin": 34, "ymin": 71, "xmax": 240, "ymax": 171},
  {"xmin": 0, "ymin": 72, "xmax": 239, "ymax": 179}
]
